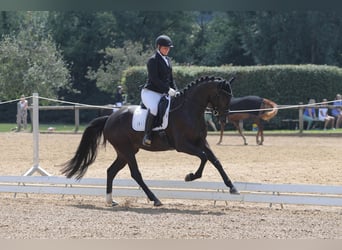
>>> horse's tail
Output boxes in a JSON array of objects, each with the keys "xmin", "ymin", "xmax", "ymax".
[
  {"xmin": 260, "ymin": 98, "xmax": 278, "ymax": 121},
  {"xmin": 61, "ymin": 115, "xmax": 109, "ymax": 179}
]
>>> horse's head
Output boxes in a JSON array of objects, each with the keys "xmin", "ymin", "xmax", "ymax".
[
  {"xmin": 172, "ymin": 76, "xmax": 234, "ymax": 119},
  {"xmin": 209, "ymin": 76, "xmax": 234, "ymax": 118}
]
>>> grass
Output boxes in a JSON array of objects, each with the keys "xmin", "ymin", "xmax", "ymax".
[
  {"xmin": 1, "ymin": 123, "xmax": 341, "ymax": 135},
  {"xmin": 209, "ymin": 128, "xmax": 342, "ymax": 136},
  {"xmin": 0, "ymin": 123, "xmax": 86, "ymax": 133}
]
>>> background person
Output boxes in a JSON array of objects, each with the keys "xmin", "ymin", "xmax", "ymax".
[
  {"xmin": 331, "ymin": 93, "xmax": 342, "ymax": 129},
  {"xmin": 303, "ymin": 98, "xmax": 317, "ymax": 130},
  {"xmin": 318, "ymin": 98, "xmax": 335, "ymax": 130},
  {"xmin": 205, "ymin": 108, "xmax": 217, "ymax": 131},
  {"xmin": 16, "ymin": 95, "xmax": 28, "ymax": 132},
  {"xmin": 113, "ymin": 85, "xmax": 124, "ymax": 112}
]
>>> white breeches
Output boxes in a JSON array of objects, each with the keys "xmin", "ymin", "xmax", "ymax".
[{"xmin": 141, "ymin": 88, "xmax": 164, "ymax": 116}]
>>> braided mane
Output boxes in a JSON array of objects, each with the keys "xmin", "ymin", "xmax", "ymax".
[
  {"xmin": 170, "ymin": 76, "xmax": 232, "ymax": 111},
  {"xmin": 175, "ymin": 76, "xmax": 228, "ymax": 98}
]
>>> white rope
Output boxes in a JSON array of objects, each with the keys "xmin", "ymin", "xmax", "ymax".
[
  {"xmin": 35, "ymin": 96, "xmax": 114, "ymax": 110},
  {"xmin": 0, "ymin": 95, "xmax": 33, "ymax": 105},
  {"xmin": 0, "ymin": 95, "xmax": 340, "ymax": 113},
  {"xmin": 229, "ymin": 100, "xmax": 337, "ymax": 114}
]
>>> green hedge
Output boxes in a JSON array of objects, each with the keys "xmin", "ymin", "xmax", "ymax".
[{"xmin": 123, "ymin": 65, "xmax": 342, "ymax": 129}]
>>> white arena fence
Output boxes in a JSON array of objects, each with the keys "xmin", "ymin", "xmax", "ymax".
[
  {"xmin": 0, "ymin": 176, "xmax": 341, "ymax": 207},
  {"xmin": 1, "ymin": 93, "xmax": 341, "ymax": 208}
]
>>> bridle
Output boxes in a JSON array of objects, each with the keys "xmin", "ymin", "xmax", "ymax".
[
  {"xmin": 170, "ymin": 76, "xmax": 234, "ymax": 116},
  {"xmin": 211, "ymin": 77, "xmax": 234, "ymax": 116},
  {"xmin": 211, "ymin": 92, "xmax": 232, "ymax": 116}
]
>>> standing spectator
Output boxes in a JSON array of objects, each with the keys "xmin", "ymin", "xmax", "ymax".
[
  {"xmin": 303, "ymin": 98, "xmax": 317, "ymax": 130},
  {"xmin": 114, "ymin": 85, "xmax": 124, "ymax": 107},
  {"xmin": 205, "ymin": 108, "xmax": 217, "ymax": 131},
  {"xmin": 331, "ymin": 93, "xmax": 342, "ymax": 129},
  {"xmin": 318, "ymin": 98, "xmax": 335, "ymax": 130},
  {"xmin": 16, "ymin": 95, "xmax": 28, "ymax": 132},
  {"xmin": 113, "ymin": 85, "xmax": 124, "ymax": 112}
]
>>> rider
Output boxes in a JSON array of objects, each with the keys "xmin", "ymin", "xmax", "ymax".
[{"xmin": 141, "ymin": 35, "xmax": 178, "ymax": 146}]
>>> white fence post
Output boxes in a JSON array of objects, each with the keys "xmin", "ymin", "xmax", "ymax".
[{"xmin": 23, "ymin": 93, "xmax": 51, "ymax": 176}]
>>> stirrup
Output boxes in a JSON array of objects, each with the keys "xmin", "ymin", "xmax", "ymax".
[{"xmin": 143, "ymin": 136, "xmax": 152, "ymax": 146}]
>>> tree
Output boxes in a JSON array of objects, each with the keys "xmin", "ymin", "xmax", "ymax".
[
  {"xmin": 112, "ymin": 11, "xmax": 196, "ymax": 63},
  {"xmin": 87, "ymin": 41, "xmax": 153, "ymax": 96},
  {"xmin": 237, "ymin": 11, "xmax": 342, "ymax": 66},
  {"xmin": 0, "ymin": 11, "xmax": 24, "ymax": 38},
  {"xmin": 192, "ymin": 12, "xmax": 254, "ymax": 66},
  {"xmin": 0, "ymin": 12, "xmax": 72, "ymax": 100},
  {"xmin": 47, "ymin": 11, "xmax": 119, "ymax": 104}
]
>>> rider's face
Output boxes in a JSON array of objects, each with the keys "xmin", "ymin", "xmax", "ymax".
[{"xmin": 159, "ymin": 46, "xmax": 170, "ymax": 56}]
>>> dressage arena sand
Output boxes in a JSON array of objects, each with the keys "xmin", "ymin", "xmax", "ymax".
[{"xmin": 0, "ymin": 132, "xmax": 341, "ymax": 239}]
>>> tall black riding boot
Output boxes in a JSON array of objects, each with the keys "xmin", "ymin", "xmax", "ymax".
[{"xmin": 142, "ymin": 110, "xmax": 155, "ymax": 146}]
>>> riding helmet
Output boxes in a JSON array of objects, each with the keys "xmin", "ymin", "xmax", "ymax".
[{"xmin": 155, "ymin": 35, "xmax": 174, "ymax": 47}]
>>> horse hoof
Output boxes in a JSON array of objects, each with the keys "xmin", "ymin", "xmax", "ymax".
[
  {"xmin": 185, "ymin": 173, "xmax": 193, "ymax": 182},
  {"xmin": 106, "ymin": 200, "xmax": 119, "ymax": 207},
  {"xmin": 230, "ymin": 187, "xmax": 240, "ymax": 195},
  {"xmin": 154, "ymin": 200, "xmax": 163, "ymax": 207}
]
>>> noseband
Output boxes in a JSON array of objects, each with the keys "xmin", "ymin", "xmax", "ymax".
[
  {"xmin": 211, "ymin": 76, "xmax": 234, "ymax": 116},
  {"xmin": 211, "ymin": 86, "xmax": 233, "ymax": 116}
]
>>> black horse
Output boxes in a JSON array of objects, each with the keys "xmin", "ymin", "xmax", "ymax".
[{"xmin": 61, "ymin": 76, "xmax": 239, "ymax": 207}]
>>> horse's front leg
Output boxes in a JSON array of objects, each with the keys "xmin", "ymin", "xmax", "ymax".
[
  {"xmin": 234, "ymin": 121, "xmax": 247, "ymax": 145},
  {"xmin": 203, "ymin": 144, "xmax": 239, "ymax": 195},
  {"xmin": 174, "ymin": 140, "xmax": 208, "ymax": 182},
  {"xmin": 178, "ymin": 141, "xmax": 239, "ymax": 194},
  {"xmin": 217, "ymin": 119, "xmax": 225, "ymax": 145},
  {"xmin": 184, "ymin": 150, "xmax": 207, "ymax": 182}
]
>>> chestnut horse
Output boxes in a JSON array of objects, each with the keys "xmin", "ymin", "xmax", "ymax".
[
  {"xmin": 217, "ymin": 96, "xmax": 278, "ymax": 145},
  {"xmin": 61, "ymin": 76, "xmax": 239, "ymax": 207}
]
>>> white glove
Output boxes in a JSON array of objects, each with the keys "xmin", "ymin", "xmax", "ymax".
[{"xmin": 168, "ymin": 88, "xmax": 176, "ymax": 97}]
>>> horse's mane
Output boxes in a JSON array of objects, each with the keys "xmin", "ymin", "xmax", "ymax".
[
  {"xmin": 176, "ymin": 76, "xmax": 228, "ymax": 97},
  {"xmin": 170, "ymin": 76, "xmax": 232, "ymax": 110}
]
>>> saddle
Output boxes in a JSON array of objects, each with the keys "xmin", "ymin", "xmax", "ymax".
[{"xmin": 132, "ymin": 96, "xmax": 171, "ymax": 131}]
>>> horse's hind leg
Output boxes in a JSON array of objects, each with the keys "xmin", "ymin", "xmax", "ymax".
[
  {"xmin": 106, "ymin": 157, "xmax": 127, "ymax": 206},
  {"xmin": 256, "ymin": 129, "xmax": 264, "ymax": 145},
  {"xmin": 255, "ymin": 120, "xmax": 264, "ymax": 145},
  {"xmin": 126, "ymin": 153, "xmax": 162, "ymax": 206}
]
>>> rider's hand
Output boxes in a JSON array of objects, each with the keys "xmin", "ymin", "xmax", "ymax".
[{"xmin": 168, "ymin": 88, "xmax": 177, "ymax": 97}]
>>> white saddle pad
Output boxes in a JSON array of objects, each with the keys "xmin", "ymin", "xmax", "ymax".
[{"xmin": 132, "ymin": 98, "xmax": 171, "ymax": 132}]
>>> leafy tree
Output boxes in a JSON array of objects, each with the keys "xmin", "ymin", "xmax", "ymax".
[
  {"xmin": 192, "ymin": 12, "xmax": 254, "ymax": 66},
  {"xmin": 237, "ymin": 11, "xmax": 342, "ymax": 66},
  {"xmin": 112, "ymin": 11, "xmax": 196, "ymax": 63},
  {"xmin": 0, "ymin": 12, "xmax": 72, "ymax": 100},
  {"xmin": 48, "ymin": 11, "xmax": 197, "ymax": 104},
  {"xmin": 47, "ymin": 11, "xmax": 118, "ymax": 104},
  {"xmin": 87, "ymin": 41, "xmax": 153, "ymax": 96},
  {"xmin": 0, "ymin": 11, "xmax": 24, "ymax": 38}
]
